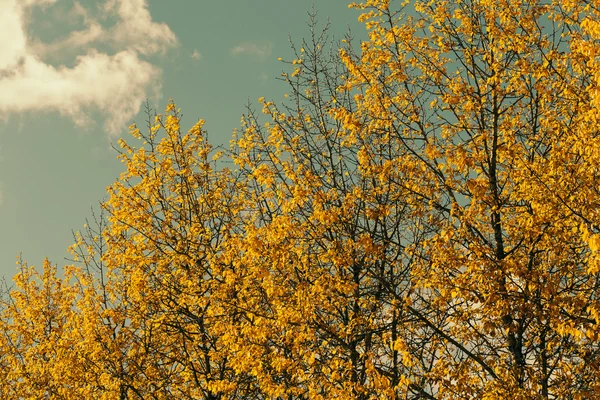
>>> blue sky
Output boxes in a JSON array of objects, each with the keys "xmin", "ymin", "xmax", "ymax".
[{"xmin": 0, "ymin": 0, "xmax": 364, "ymax": 278}]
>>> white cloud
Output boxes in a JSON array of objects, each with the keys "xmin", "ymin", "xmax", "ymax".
[
  {"xmin": 231, "ymin": 42, "xmax": 272, "ymax": 60},
  {"xmin": 191, "ymin": 49, "xmax": 201, "ymax": 60},
  {"xmin": 104, "ymin": 0, "xmax": 177, "ymax": 56},
  {"xmin": 0, "ymin": 0, "xmax": 177, "ymax": 136},
  {"xmin": 0, "ymin": 50, "xmax": 160, "ymax": 134},
  {"xmin": 0, "ymin": 1, "xmax": 28, "ymax": 71},
  {"xmin": 29, "ymin": 22, "xmax": 104, "ymax": 59},
  {"xmin": 21, "ymin": 0, "xmax": 57, "ymax": 7}
]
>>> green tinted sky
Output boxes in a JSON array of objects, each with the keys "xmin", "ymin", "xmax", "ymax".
[{"xmin": 0, "ymin": 1, "xmax": 364, "ymax": 278}]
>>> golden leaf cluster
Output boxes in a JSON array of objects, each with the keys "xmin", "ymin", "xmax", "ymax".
[{"xmin": 2, "ymin": 0, "xmax": 600, "ymax": 398}]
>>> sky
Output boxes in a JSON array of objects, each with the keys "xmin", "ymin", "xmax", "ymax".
[{"xmin": 0, "ymin": 0, "xmax": 364, "ymax": 279}]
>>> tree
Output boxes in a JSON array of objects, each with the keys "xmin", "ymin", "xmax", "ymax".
[
  {"xmin": 0, "ymin": 258, "xmax": 85, "ymax": 398},
  {"xmin": 330, "ymin": 0, "xmax": 600, "ymax": 397},
  {"xmin": 2, "ymin": 0, "xmax": 600, "ymax": 398},
  {"xmin": 95, "ymin": 105, "xmax": 257, "ymax": 398}
]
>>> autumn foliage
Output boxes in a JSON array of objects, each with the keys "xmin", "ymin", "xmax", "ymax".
[{"xmin": 4, "ymin": 0, "xmax": 600, "ymax": 398}]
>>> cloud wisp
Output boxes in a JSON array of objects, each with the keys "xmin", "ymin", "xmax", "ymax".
[
  {"xmin": 191, "ymin": 49, "xmax": 202, "ymax": 60},
  {"xmin": 0, "ymin": 0, "xmax": 178, "ymax": 136},
  {"xmin": 231, "ymin": 42, "xmax": 273, "ymax": 60}
]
